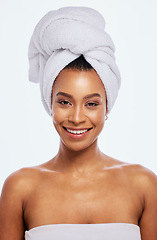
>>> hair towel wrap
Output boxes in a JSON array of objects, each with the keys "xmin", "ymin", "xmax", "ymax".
[{"xmin": 28, "ymin": 7, "xmax": 121, "ymax": 115}]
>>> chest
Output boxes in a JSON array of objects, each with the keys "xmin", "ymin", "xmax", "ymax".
[{"xmin": 24, "ymin": 173, "xmax": 143, "ymax": 229}]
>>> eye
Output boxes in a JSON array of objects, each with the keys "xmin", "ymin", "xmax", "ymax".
[
  {"xmin": 58, "ymin": 100, "xmax": 71, "ymax": 105},
  {"xmin": 86, "ymin": 102, "xmax": 99, "ymax": 107}
]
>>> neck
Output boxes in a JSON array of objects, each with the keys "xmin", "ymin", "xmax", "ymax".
[{"xmin": 53, "ymin": 139, "xmax": 104, "ymax": 175}]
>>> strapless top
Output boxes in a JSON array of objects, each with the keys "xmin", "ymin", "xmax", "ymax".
[{"xmin": 25, "ymin": 223, "xmax": 141, "ymax": 240}]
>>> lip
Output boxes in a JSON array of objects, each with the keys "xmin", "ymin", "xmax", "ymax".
[
  {"xmin": 63, "ymin": 126, "xmax": 93, "ymax": 140},
  {"xmin": 63, "ymin": 127, "xmax": 91, "ymax": 130}
]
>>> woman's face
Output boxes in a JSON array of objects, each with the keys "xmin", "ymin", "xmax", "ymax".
[{"xmin": 51, "ymin": 69, "xmax": 107, "ymax": 151}]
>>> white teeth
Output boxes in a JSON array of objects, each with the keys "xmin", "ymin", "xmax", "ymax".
[{"xmin": 66, "ymin": 128, "xmax": 88, "ymax": 134}]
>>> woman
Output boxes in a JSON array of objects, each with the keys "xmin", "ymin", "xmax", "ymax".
[{"xmin": 0, "ymin": 7, "xmax": 156, "ymax": 240}]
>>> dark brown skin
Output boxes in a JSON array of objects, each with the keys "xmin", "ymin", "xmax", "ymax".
[{"xmin": 0, "ymin": 69, "xmax": 157, "ymax": 240}]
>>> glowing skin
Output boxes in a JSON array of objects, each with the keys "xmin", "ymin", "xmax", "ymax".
[
  {"xmin": 0, "ymin": 68, "xmax": 156, "ymax": 240},
  {"xmin": 51, "ymin": 69, "xmax": 107, "ymax": 152}
]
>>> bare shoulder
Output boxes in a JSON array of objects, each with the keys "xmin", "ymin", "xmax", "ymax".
[
  {"xmin": 132, "ymin": 164, "xmax": 157, "ymax": 200},
  {"xmin": 117, "ymin": 162, "xmax": 157, "ymax": 200},
  {"xmin": 122, "ymin": 164, "xmax": 157, "ymax": 239},
  {"xmin": 106, "ymin": 155, "xmax": 157, "ymax": 189},
  {"xmin": 123, "ymin": 163, "xmax": 157, "ymax": 186},
  {"xmin": 125, "ymin": 165, "xmax": 157, "ymax": 239},
  {"xmin": 0, "ymin": 167, "xmax": 45, "ymax": 240},
  {"xmin": 109, "ymin": 155, "xmax": 156, "ymax": 179},
  {"xmin": 1, "ymin": 166, "xmax": 45, "ymax": 198}
]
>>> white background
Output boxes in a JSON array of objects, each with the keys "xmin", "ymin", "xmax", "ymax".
[{"xmin": 0, "ymin": 0, "xmax": 157, "ymax": 191}]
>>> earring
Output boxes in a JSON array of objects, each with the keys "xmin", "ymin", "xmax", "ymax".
[{"xmin": 105, "ymin": 115, "xmax": 108, "ymax": 121}]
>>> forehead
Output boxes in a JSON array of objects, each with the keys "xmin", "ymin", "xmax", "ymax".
[{"xmin": 53, "ymin": 69, "xmax": 106, "ymax": 98}]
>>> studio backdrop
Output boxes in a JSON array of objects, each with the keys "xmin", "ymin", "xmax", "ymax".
[{"xmin": 0, "ymin": 0, "xmax": 157, "ymax": 191}]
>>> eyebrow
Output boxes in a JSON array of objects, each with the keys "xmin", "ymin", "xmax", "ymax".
[{"xmin": 56, "ymin": 92, "xmax": 102, "ymax": 99}]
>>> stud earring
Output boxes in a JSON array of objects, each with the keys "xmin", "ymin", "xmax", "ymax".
[{"xmin": 105, "ymin": 115, "xmax": 108, "ymax": 121}]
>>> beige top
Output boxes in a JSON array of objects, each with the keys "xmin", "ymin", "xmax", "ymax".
[{"xmin": 25, "ymin": 223, "xmax": 141, "ymax": 240}]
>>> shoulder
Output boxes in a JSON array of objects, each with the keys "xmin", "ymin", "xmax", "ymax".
[
  {"xmin": 123, "ymin": 163, "xmax": 157, "ymax": 184},
  {"xmin": 133, "ymin": 164, "xmax": 157, "ymax": 198},
  {"xmin": 108, "ymin": 157, "xmax": 157, "ymax": 190},
  {"xmin": 118, "ymin": 162, "xmax": 156, "ymax": 182},
  {"xmin": 0, "ymin": 167, "xmax": 44, "ymax": 238},
  {"xmin": 1, "ymin": 166, "xmax": 44, "ymax": 200},
  {"xmin": 120, "ymin": 163, "xmax": 157, "ymax": 197},
  {"xmin": 129, "ymin": 166, "xmax": 157, "ymax": 238}
]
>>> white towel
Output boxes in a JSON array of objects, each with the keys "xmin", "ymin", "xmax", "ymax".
[{"xmin": 28, "ymin": 7, "xmax": 121, "ymax": 115}]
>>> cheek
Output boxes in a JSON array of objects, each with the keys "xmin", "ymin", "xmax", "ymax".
[
  {"xmin": 87, "ymin": 107, "xmax": 105, "ymax": 126},
  {"xmin": 51, "ymin": 105, "xmax": 68, "ymax": 124}
]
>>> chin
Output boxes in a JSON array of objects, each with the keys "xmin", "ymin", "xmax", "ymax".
[{"xmin": 61, "ymin": 138, "xmax": 98, "ymax": 152}]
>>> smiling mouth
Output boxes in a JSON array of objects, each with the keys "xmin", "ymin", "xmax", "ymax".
[{"xmin": 63, "ymin": 127, "xmax": 93, "ymax": 135}]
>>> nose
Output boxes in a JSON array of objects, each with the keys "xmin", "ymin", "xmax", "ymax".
[{"xmin": 68, "ymin": 105, "xmax": 86, "ymax": 125}]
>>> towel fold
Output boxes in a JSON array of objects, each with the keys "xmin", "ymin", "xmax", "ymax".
[{"xmin": 28, "ymin": 7, "xmax": 121, "ymax": 115}]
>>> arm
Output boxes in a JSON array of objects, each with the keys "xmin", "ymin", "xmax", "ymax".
[
  {"xmin": 139, "ymin": 169, "xmax": 157, "ymax": 240},
  {"xmin": 0, "ymin": 171, "xmax": 26, "ymax": 240}
]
